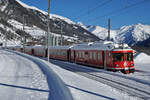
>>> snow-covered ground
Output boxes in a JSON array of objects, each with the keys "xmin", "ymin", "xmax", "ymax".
[
  {"xmin": 0, "ymin": 50, "xmax": 49, "ymax": 100},
  {"xmin": 0, "ymin": 49, "xmax": 150, "ymax": 100},
  {"xmin": 130, "ymin": 53, "xmax": 150, "ymax": 81}
]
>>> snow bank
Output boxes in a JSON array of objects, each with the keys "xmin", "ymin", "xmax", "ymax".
[
  {"xmin": 0, "ymin": 50, "xmax": 49, "ymax": 100},
  {"xmin": 134, "ymin": 53, "xmax": 150, "ymax": 64},
  {"xmin": 10, "ymin": 50, "xmax": 73, "ymax": 100}
]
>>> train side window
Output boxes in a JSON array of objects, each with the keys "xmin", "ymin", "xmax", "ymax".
[
  {"xmin": 61, "ymin": 51, "xmax": 63, "ymax": 56},
  {"xmin": 82, "ymin": 52, "xmax": 85, "ymax": 58},
  {"xmin": 79, "ymin": 52, "xmax": 81, "ymax": 58},
  {"xmin": 80, "ymin": 52, "xmax": 82, "ymax": 58},
  {"xmin": 78, "ymin": 52, "xmax": 80, "ymax": 58},
  {"xmin": 64, "ymin": 51, "xmax": 66, "ymax": 56},
  {"xmin": 97, "ymin": 52, "xmax": 101, "ymax": 60},
  {"xmin": 81, "ymin": 52, "xmax": 83, "ymax": 58},
  {"xmin": 62, "ymin": 51, "xmax": 63, "ymax": 56},
  {"xmin": 76, "ymin": 52, "xmax": 78, "ymax": 58},
  {"xmin": 62, "ymin": 51, "xmax": 64, "ymax": 56},
  {"xmin": 71, "ymin": 51, "xmax": 74, "ymax": 57},
  {"xmin": 55, "ymin": 50, "xmax": 59, "ymax": 55},
  {"xmin": 92, "ymin": 52, "xmax": 94, "ymax": 60},
  {"xmin": 93, "ymin": 52, "xmax": 97, "ymax": 60},
  {"xmin": 83, "ymin": 52, "xmax": 85, "ymax": 58},
  {"xmin": 90, "ymin": 52, "xmax": 92, "ymax": 59}
]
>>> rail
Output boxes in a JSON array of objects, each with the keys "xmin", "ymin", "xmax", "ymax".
[{"xmin": 50, "ymin": 60, "xmax": 150, "ymax": 99}]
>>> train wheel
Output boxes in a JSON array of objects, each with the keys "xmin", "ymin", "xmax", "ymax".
[
  {"xmin": 121, "ymin": 70, "xmax": 130, "ymax": 74},
  {"xmin": 129, "ymin": 69, "xmax": 135, "ymax": 73},
  {"xmin": 125, "ymin": 70, "xmax": 130, "ymax": 74},
  {"xmin": 112, "ymin": 70, "xmax": 117, "ymax": 72}
]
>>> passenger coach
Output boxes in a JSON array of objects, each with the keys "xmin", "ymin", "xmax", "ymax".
[{"xmin": 70, "ymin": 41, "xmax": 134, "ymax": 74}]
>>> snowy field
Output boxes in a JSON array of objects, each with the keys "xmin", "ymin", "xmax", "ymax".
[
  {"xmin": 0, "ymin": 49, "xmax": 150, "ymax": 100},
  {"xmin": 0, "ymin": 50, "xmax": 49, "ymax": 100}
]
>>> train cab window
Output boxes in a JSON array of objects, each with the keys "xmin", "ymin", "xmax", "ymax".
[
  {"xmin": 113, "ymin": 53, "xmax": 124, "ymax": 61},
  {"xmin": 113, "ymin": 53, "xmax": 133, "ymax": 61}
]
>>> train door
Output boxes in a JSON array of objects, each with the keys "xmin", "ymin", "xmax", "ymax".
[
  {"xmin": 70, "ymin": 50, "xmax": 75, "ymax": 62},
  {"xmin": 31, "ymin": 49, "xmax": 34, "ymax": 55},
  {"xmin": 67, "ymin": 49, "xmax": 71, "ymax": 62},
  {"xmin": 103, "ymin": 51, "xmax": 107, "ymax": 70},
  {"xmin": 97, "ymin": 51, "xmax": 103, "ymax": 68},
  {"xmin": 45, "ymin": 48, "xmax": 48, "ymax": 57},
  {"xmin": 74, "ymin": 50, "xmax": 76, "ymax": 62},
  {"xmin": 20, "ymin": 48, "xmax": 23, "ymax": 52},
  {"xmin": 85, "ymin": 51, "xmax": 88, "ymax": 63}
]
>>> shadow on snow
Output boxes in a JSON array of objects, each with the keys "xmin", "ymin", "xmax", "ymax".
[
  {"xmin": 0, "ymin": 82, "xmax": 50, "ymax": 92},
  {"xmin": 66, "ymin": 84, "xmax": 115, "ymax": 100}
]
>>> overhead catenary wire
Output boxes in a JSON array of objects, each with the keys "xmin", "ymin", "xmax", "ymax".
[
  {"xmin": 87, "ymin": 0, "xmax": 150, "ymax": 24},
  {"xmin": 72, "ymin": 0, "xmax": 112, "ymax": 21},
  {"xmin": 69, "ymin": 1, "xmax": 104, "ymax": 19}
]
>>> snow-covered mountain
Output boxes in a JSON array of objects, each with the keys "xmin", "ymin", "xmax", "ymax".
[
  {"xmin": 115, "ymin": 24, "xmax": 150, "ymax": 45},
  {"xmin": 0, "ymin": 0, "xmax": 99, "ymax": 46},
  {"xmin": 87, "ymin": 24, "xmax": 150, "ymax": 46},
  {"xmin": 87, "ymin": 25, "xmax": 117, "ymax": 41}
]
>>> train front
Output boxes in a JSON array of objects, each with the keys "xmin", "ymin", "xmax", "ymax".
[{"xmin": 112, "ymin": 44, "xmax": 135, "ymax": 74}]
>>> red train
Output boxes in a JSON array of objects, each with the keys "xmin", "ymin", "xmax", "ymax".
[{"xmin": 9, "ymin": 41, "xmax": 135, "ymax": 74}]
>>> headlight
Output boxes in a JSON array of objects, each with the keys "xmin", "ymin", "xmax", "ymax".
[{"xmin": 115, "ymin": 64, "xmax": 119, "ymax": 67}]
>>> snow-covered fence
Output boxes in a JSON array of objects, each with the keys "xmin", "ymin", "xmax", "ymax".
[{"xmin": 10, "ymin": 50, "xmax": 73, "ymax": 100}]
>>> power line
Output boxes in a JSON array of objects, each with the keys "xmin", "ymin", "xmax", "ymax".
[
  {"xmin": 72, "ymin": 0, "xmax": 112, "ymax": 20},
  {"xmin": 88, "ymin": 0, "xmax": 149, "ymax": 24},
  {"xmin": 69, "ymin": 1, "xmax": 104, "ymax": 18}
]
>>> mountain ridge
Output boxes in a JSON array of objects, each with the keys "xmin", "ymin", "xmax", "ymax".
[
  {"xmin": 86, "ymin": 23, "xmax": 150, "ymax": 46},
  {"xmin": 0, "ymin": 0, "xmax": 100, "ymax": 46},
  {"xmin": 0, "ymin": 0, "xmax": 149, "ymax": 47}
]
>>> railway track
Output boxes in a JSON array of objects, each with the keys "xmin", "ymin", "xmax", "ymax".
[
  {"xmin": 77, "ymin": 72, "xmax": 150, "ymax": 100},
  {"xmin": 50, "ymin": 60, "xmax": 150, "ymax": 100}
]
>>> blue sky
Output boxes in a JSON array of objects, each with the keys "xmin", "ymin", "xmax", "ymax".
[{"xmin": 19, "ymin": 0, "xmax": 150, "ymax": 29}]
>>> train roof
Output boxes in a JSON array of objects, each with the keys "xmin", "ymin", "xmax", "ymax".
[
  {"xmin": 50, "ymin": 46, "xmax": 71, "ymax": 50},
  {"xmin": 71, "ymin": 41, "xmax": 132, "ymax": 51},
  {"xmin": 21, "ymin": 41, "xmax": 132, "ymax": 51}
]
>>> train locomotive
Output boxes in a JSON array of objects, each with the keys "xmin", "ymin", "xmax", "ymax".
[{"xmin": 10, "ymin": 41, "xmax": 135, "ymax": 74}]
